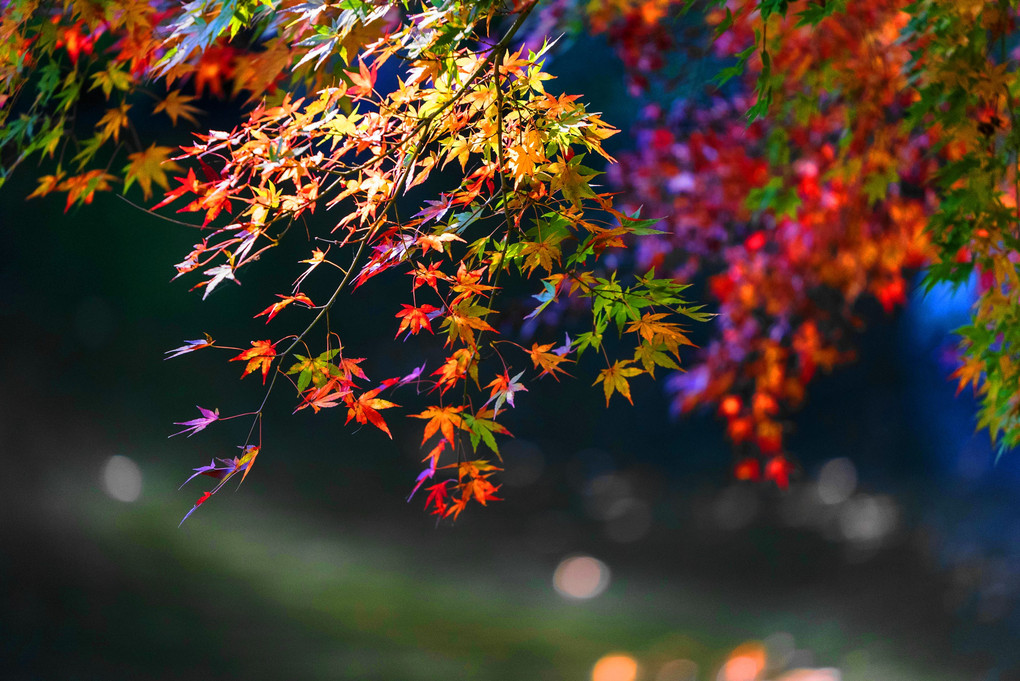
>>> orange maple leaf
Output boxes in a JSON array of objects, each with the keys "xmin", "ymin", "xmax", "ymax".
[
  {"xmin": 625, "ymin": 312, "xmax": 694, "ymax": 356},
  {"xmin": 450, "ymin": 262, "xmax": 497, "ymax": 302},
  {"xmin": 95, "ymin": 102, "xmax": 131, "ymax": 143},
  {"xmin": 346, "ymin": 59, "xmax": 377, "ymax": 98},
  {"xmin": 432, "ymin": 348, "xmax": 475, "ymax": 394},
  {"xmin": 526, "ymin": 341, "xmax": 573, "ymax": 380},
  {"xmin": 27, "ymin": 171, "xmax": 65, "ymax": 200},
  {"xmin": 462, "ymin": 477, "xmax": 501, "ymax": 506},
  {"xmin": 230, "ymin": 340, "xmax": 277, "ymax": 383},
  {"xmin": 417, "ymin": 232, "xmax": 465, "ymax": 255},
  {"xmin": 153, "ymin": 90, "xmax": 203, "ymax": 126},
  {"xmin": 344, "ymin": 387, "xmax": 398, "ymax": 438},
  {"xmin": 58, "ymin": 170, "xmax": 116, "ymax": 211},
  {"xmin": 411, "ymin": 405, "xmax": 464, "ymax": 446}
]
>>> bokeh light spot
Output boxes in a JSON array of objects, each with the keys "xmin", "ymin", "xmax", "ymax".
[
  {"xmin": 718, "ymin": 643, "xmax": 766, "ymax": 681},
  {"xmin": 592, "ymin": 654, "xmax": 638, "ymax": 681},
  {"xmin": 816, "ymin": 458, "xmax": 857, "ymax": 505},
  {"xmin": 838, "ymin": 494, "xmax": 898, "ymax": 543},
  {"xmin": 554, "ymin": 555, "xmax": 610, "ymax": 600},
  {"xmin": 101, "ymin": 455, "xmax": 143, "ymax": 502}
]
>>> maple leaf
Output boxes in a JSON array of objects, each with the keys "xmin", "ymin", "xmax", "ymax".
[
  {"xmin": 423, "ymin": 481, "xmax": 451, "ymax": 516},
  {"xmin": 123, "ymin": 145, "xmax": 182, "ymax": 200},
  {"xmin": 526, "ymin": 341, "xmax": 573, "ymax": 380},
  {"xmin": 626, "ymin": 313, "xmax": 694, "ymax": 367},
  {"xmin": 432, "ymin": 348, "xmax": 476, "ymax": 394},
  {"xmin": 195, "ymin": 264, "xmax": 239, "ymax": 300},
  {"xmin": 169, "ymin": 406, "xmax": 219, "ymax": 437},
  {"xmin": 344, "ymin": 387, "xmax": 398, "ymax": 438},
  {"xmin": 295, "ymin": 383, "xmax": 350, "ymax": 413},
  {"xmin": 411, "ymin": 405, "xmax": 465, "ymax": 446},
  {"xmin": 27, "ymin": 172, "xmax": 66, "ymax": 200},
  {"xmin": 95, "ymin": 102, "xmax": 131, "ymax": 143},
  {"xmin": 594, "ymin": 360, "xmax": 644, "ymax": 406},
  {"xmin": 951, "ymin": 357, "xmax": 985, "ymax": 396},
  {"xmin": 346, "ymin": 59, "xmax": 377, "ymax": 98},
  {"xmin": 441, "ymin": 302, "xmax": 495, "ymax": 347},
  {"xmin": 337, "ymin": 356, "xmax": 368, "ymax": 382},
  {"xmin": 153, "ymin": 90, "xmax": 203, "ymax": 126},
  {"xmin": 520, "ymin": 237, "xmax": 564, "ymax": 276},
  {"xmin": 417, "ymin": 232, "xmax": 465, "ymax": 255},
  {"xmin": 455, "ymin": 459, "xmax": 502, "ymax": 507},
  {"xmin": 287, "ymin": 348, "xmax": 341, "ymax": 391},
  {"xmin": 255, "ymin": 293, "xmax": 315, "ymax": 324},
  {"xmin": 395, "ymin": 303, "xmax": 441, "ymax": 338},
  {"xmin": 407, "ymin": 449, "xmax": 441, "ymax": 502},
  {"xmin": 421, "ymin": 439, "xmax": 448, "ymax": 470},
  {"xmin": 58, "ymin": 170, "xmax": 116, "ymax": 211},
  {"xmin": 410, "ymin": 261, "xmax": 448, "ymax": 291},
  {"xmin": 444, "ymin": 495, "xmax": 469, "ymax": 520},
  {"xmin": 178, "ymin": 446, "xmax": 260, "ymax": 525},
  {"xmin": 294, "ymin": 248, "xmax": 327, "ymax": 291},
  {"xmin": 230, "ymin": 340, "xmax": 277, "ymax": 383},
  {"xmin": 545, "ymin": 155, "xmax": 598, "ymax": 207},
  {"xmin": 153, "ymin": 168, "xmax": 202, "ymax": 210},
  {"xmin": 450, "ymin": 263, "xmax": 497, "ymax": 302},
  {"xmin": 462, "ymin": 409, "xmax": 511, "ymax": 456},
  {"xmin": 165, "ymin": 334, "xmax": 214, "ymax": 359},
  {"xmin": 483, "ymin": 370, "xmax": 527, "ymax": 416},
  {"xmin": 633, "ymin": 342, "xmax": 680, "ymax": 377},
  {"xmin": 461, "ymin": 477, "xmax": 501, "ymax": 506}
]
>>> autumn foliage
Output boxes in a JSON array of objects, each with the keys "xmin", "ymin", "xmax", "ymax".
[{"xmin": 4, "ymin": 0, "xmax": 1020, "ymax": 521}]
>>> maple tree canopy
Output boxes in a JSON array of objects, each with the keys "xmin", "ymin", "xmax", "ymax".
[{"xmin": 3, "ymin": 0, "xmax": 1019, "ymax": 522}]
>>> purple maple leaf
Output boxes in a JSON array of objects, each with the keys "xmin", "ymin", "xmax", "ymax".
[{"xmin": 169, "ymin": 406, "xmax": 220, "ymax": 438}]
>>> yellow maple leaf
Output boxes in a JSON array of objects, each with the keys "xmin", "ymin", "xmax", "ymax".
[
  {"xmin": 593, "ymin": 360, "xmax": 644, "ymax": 406},
  {"xmin": 123, "ymin": 145, "xmax": 182, "ymax": 200},
  {"xmin": 153, "ymin": 90, "xmax": 203, "ymax": 126},
  {"xmin": 95, "ymin": 102, "xmax": 131, "ymax": 143}
]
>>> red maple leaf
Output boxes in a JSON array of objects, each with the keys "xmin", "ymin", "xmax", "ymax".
[
  {"xmin": 254, "ymin": 293, "xmax": 314, "ymax": 323},
  {"xmin": 395, "ymin": 303, "xmax": 441, "ymax": 338},
  {"xmin": 230, "ymin": 340, "xmax": 277, "ymax": 383}
]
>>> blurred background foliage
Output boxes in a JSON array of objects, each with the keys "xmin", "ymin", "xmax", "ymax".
[{"xmin": 4, "ymin": 23, "xmax": 1020, "ymax": 681}]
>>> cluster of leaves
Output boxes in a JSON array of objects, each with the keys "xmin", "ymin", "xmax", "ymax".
[
  {"xmin": 2, "ymin": 0, "xmax": 707, "ymax": 522},
  {"xmin": 905, "ymin": 0, "xmax": 1020, "ymax": 455},
  {"xmin": 8, "ymin": 0, "xmax": 1020, "ymax": 519},
  {"xmin": 583, "ymin": 0, "xmax": 1020, "ymax": 477},
  {"xmin": 586, "ymin": 0, "xmax": 934, "ymax": 484}
]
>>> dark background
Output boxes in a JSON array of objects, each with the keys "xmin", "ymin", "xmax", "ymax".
[{"xmin": 3, "ymin": 32, "xmax": 1020, "ymax": 681}]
